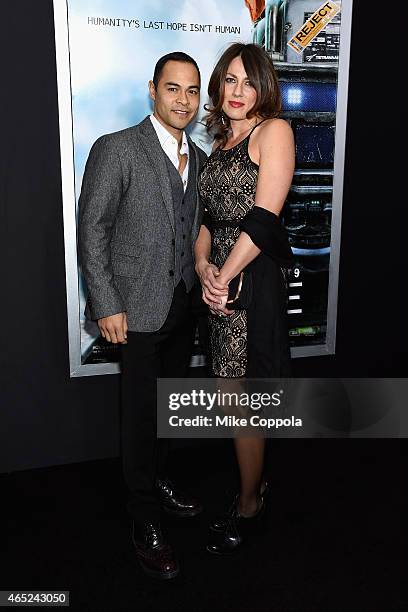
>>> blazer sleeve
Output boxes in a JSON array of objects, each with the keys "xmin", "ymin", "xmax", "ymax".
[
  {"xmin": 240, "ymin": 206, "xmax": 294, "ymax": 266},
  {"xmin": 78, "ymin": 135, "xmax": 125, "ymax": 320}
]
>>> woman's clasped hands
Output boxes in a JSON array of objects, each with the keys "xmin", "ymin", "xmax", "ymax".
[{"xmin": 195, "ymin": 259, "xmax": 234, "ymax": 316}]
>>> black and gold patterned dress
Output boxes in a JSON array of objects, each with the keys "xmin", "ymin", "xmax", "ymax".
[{"xmin": 198, "ymin": 125, "xmax": 293, "ymax": 379}]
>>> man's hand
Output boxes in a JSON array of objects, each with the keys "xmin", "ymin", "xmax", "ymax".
[{"xmin": 98, "ymin": 312, "xmax": 128, "ymax": 344}]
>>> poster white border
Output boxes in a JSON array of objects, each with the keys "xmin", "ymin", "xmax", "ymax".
[{"xmin": 53, "ymin": 0, "xmax": 353, "ymax": 376}]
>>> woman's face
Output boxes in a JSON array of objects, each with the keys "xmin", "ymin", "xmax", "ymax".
[{"xmin": 222, "ymin": 55, "xmax": 257, "ymax": 121}]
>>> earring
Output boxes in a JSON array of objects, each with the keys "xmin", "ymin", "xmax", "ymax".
[{"xmin": 221, "ymin": 112, "xmax": 227, "ymax": 127}]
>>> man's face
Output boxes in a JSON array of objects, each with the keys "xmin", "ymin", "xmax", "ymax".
[{"xmin": 149, "ymin": 60, "xmax": 200, "ymax": 132}]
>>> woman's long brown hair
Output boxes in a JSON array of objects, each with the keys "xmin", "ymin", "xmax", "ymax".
[{"xmin": 205, "ymin": 43, "xmax": 282, "ymax": 147}]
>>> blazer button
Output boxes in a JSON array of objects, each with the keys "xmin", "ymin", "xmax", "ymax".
[
  {"xmin": 169, "ymin": 270, "xmax": 174, "ymax": 276},
  {"xmin": 172, "ymin": 238, "xmax": 175, "ymax": 245},
  {"xmin": 181, "ymin": 252, "xmax": 184, "ymax": 257},
  {"xmin": 181, "ymin": 216, "xmax": 185, "ymax": 222},
  {"xmin": 182, "ymin": 234, "xmax": 186, "ymax": 239}
]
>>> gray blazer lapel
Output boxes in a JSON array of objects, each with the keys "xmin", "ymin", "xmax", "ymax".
[{"xmin": 137, "ymin": 117, "xmax": 175, "ymax": 232}]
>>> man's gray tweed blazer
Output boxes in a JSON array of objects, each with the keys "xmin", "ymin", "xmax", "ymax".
[{"xmin": 78, "ymin": 116, "xmax": 207, "ymax": 332}]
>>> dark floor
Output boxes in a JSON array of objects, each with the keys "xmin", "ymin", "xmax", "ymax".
[{"xmin": 3, "ymin": 440, "xmax": 407, "ymax": 611}]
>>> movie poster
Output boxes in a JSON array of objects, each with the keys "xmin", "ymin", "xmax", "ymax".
[{"xmin": 53, "ymin": 0, "xmax": 352, "ymax": 376}]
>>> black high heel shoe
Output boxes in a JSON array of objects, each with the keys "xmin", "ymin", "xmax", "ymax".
[{"xmin": 206, "ymin": 483, "xmax": 269, "ymax": 555}]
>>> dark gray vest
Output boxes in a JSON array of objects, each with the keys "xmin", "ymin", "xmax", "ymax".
[{"xmin": 164, "ymin": 147, "xmax": 196, "ymax": 292}]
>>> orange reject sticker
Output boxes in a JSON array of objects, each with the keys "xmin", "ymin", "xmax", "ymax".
[{"xmin": 288, "ymin": 1, "xmax": 341, "ymax": 54}]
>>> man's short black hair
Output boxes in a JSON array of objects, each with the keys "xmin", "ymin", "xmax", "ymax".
[{"xmin": 152, "ymin": 52, "xmax": 200, "ymax": 88}]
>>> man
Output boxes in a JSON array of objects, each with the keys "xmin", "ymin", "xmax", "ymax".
[{"xmin": 78, "ymin": 52, "xmax": 207, "ymax": 580}]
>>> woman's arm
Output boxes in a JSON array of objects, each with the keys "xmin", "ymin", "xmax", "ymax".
[
  {"xmin": 216, "ymin": 119, "xmax": 295, "ymax": 309},
  {"xmin": 195, "ymin": 137, "xmax": 230, "ymax": 306},
  {"xmin": 195, "ymin": 221, "xmax": 229, "ymax": 307}
]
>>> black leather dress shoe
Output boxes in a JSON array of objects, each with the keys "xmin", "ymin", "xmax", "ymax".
[
  {"xmin": 131, "ymin": 520, "xmax": 179, "ymax": 579},
  {"xmin": 156, "ymin": 478, "xmax": 203, "ymax": 518},
  {"xmin": 206, "ymin": 487, "xmax": 268, "ymax": 555},
  {"xmin": 207, "ymin": 512, "xmax": 244, "ymax": 555},
  {"xmin": 210, "ymin": 481, "xmax": 269, "ymax": 533},
  {"xmin": 209, "ymin": 494, "xmax": 240, "ymax": 534}
]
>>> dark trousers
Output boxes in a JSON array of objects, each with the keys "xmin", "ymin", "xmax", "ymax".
[{"xmin": 120, "ymin": 280, "xmax": 194, "ymax": 523}]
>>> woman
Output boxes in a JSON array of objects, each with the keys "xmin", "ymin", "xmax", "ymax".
[{"xmin": 195, "ymin": 42, "xmax": 295, "ymax": 554}]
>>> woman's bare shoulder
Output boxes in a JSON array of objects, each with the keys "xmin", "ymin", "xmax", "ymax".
[
  {"xmin": 258, "ymin": 117, "xmax": 292, "ymax": 137},
  {"xmin": 256, "ymin": 118, "xmax": 294, "ymax": 151}
]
